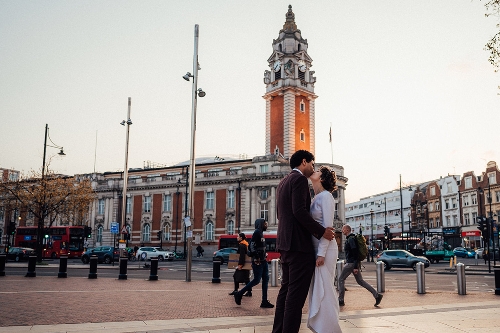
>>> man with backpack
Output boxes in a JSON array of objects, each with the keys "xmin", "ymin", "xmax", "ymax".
[{"xmin": 338, "ymin": 224, "xmax": 383, "ymax": 307}]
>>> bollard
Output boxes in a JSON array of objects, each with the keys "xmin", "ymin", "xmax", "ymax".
[
  {"xmin": 475, "ymin": 253, "xmax": 478, "ymax": 266},
  {"xmin": 416, "ymin": 262, "xmax": 425, "ymax": 294},
  {"xmin": 118, "ymin": 257, "xmax": 128, "ymax": 280},
  {"xmin": 454, "ymin": 256, "xmax": 457, "ymax": 266},
  {"xmin": 271, "ymin": 259, "xmax": 279, "ymax": 287},
  {"xmin": 212, "ymin": 260, "xmax": 221, "ymax": 283},
  {"xmin": 88, "ymin": 255, "xmax": 98, "ymax": 279},
  {"xmin": 336, "ymin": 260, "xmax": 344, "ymax": 289},
  {"xmin": 494, "ymin": 266, "xmax": 500, "ymax": 295},
  {"xmin": 456, "ymin": 263, "xmax": 466, "ymax": 295},
  {"xmin": 149, "ymin": 257, "xmax": 158, "ymax": 281},
  {"xmin": 449, "ymin": 257, "xmax": 453, "ymax": 268},
  {"xmin": 0, "ymin": 254, "xmax": 6, "ymax": 276},
  {"xmin": 376, "ymin": 261, "xmax": 385, "ymax": 293},
  {"xmin": 58, "ymin": 255, "xmax": 68, "ymax": 278},
  {"xmin": 25, "ymin": 255, "xmax": 37, "ymax": 277}
]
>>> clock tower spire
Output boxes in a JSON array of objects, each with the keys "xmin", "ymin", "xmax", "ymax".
[{"xmin": 263, "ymin": 5, "xmax": 317, "ymax": 158}]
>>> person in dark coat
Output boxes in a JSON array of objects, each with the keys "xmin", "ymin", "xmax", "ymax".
[
  {"xmin": 272, "ymin": 150, "xmax": 335, "ymax": 333},
  {"xmin": 229, "ymin": 233, "xmax": 252, "ymax": 297},
  {"xmin": 234, "ymin": 219, "xmax": 274, "ymax": 308}
]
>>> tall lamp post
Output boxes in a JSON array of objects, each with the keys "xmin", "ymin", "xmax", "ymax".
[
  {"xmin": 175, "ymin": 180, "xmax": 181, "ymax": 253},
  {"xmin": 370, "ymin": 209, "xmax": 374, "ymax": 262},
  {"xmin": 38, "ymin": 124, "xmax": 65, "ymax": 262},
  {"xmin": 120, "ymin": 98, "xmax": 132, "ymax": 256},
  {"xmin": 399, "ymin": 175, "xmax": 413, "ymax": 250},
  {"xmin": 183, "ymin": 24, "xmax": 206, "ymax": 282},
  {"xmin": 487, "ymin": 182, "xmax": 496, "ymax": 267}
]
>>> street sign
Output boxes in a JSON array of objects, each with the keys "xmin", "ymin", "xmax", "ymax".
[
  {"xmin": 119, "ymin": 243, "xmax": 126, "ymax": 249},
  {"xmin": 121, "ymin": 226, "xmax": 128, "ymax": 234},
  {"xmin": 110, "ymin": 222, "xmax": 119, "ymax": 234}
]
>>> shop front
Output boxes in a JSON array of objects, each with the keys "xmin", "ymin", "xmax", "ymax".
[{"xmin": 461, "ymin": 228, "xmax": 481, "ymax": 249}]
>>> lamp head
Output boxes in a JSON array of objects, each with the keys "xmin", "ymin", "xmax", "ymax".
[
  {"xmin": 120, "ymin": 120, "xmax": 126, "ymax": 126},
  {"xmin": 183, "ymin": 72, "xmax": 192, "ymax": 81},
  {"xmin": 58, "ymin": 149, "xmax": 66, "ymax": 156},
  {"xmin": 197, "ymin": 88, "xmax": 206, "ymax": 97}
]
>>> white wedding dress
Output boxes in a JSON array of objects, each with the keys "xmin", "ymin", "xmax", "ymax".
[{"xmin": 307, "ymin": 190, "xmax": 342, "ymax": 333}]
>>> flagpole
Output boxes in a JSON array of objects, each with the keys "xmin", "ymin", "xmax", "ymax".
[{"xmin": 329, "ymin": 123, "xmax": 333, "ymax": 164}]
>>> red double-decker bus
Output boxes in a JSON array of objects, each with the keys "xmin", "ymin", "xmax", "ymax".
[
  {"xmin": 217, "ymin": 231, "xmax": 279, "ymax": 262},
  {"xmin": 14, "ymin": 226, "xmax": 86, "ymax": 258}
]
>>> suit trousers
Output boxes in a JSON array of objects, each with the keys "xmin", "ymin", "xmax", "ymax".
[{"xmin": 272, "ymin": 250, "xmax": 316, "ymax": 333}]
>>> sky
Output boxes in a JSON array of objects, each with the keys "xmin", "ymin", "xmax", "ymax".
[{"xmin": 1, "ymin": 1, "xmax": 499, "ymax": 204}]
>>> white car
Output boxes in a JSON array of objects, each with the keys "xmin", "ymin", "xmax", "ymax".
[{"xmin": 136, "ymin": 247, "xmax": 175, "ymax": 261}]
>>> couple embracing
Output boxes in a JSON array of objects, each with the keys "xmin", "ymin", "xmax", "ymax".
[{"xmin": 272, "ymin": 150, "xmax": 342, "ymax": 333}]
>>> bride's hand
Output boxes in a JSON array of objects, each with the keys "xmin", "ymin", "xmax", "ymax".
[{"xmin": 316, "ymin": 256, "xmax": 325, "ymax": 267}]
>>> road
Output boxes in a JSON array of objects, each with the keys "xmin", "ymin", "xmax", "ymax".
[{"xmin": 3, "ymin": 257, "xmax": 496, "ymax": 293}]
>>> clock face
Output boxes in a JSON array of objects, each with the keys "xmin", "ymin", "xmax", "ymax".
[
  {"xmin": 273, "ymin": 60, "xmax": 281, "ymax": 72},
  {"xmin": 298, "ymin": 60, "xmax": 306, "ymax": 72}
]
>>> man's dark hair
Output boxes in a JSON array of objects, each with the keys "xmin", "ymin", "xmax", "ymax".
[{"xmin": 289, "ymin": 150, "xmax": 314, "ymax": 169}]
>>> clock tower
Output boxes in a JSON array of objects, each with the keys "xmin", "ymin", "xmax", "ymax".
[{"xmin": 263, "ymin": 5, "xmax": 317, "ymax": 158}]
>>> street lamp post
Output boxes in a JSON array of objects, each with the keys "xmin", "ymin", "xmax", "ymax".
[
  {"xmin": 38, "ymin": 124, "xmax": 65, "ymax": 262},
  {"xmin": 384, "ymin": 197, "xmax": 387, "ymax": 249},
  {"xmin": 120, "ymin": 98, "xmax": 132, "ymax": 257},
  {"xmin": 399, "ymin": 174, "xmax": 404, "ymax": 250},
  {"xmin": 487, "ymin": 182, "xmax": 496, "ymax": 267},
  {"xmin": 370, "ymin": 209, "xmax": 374, "ymax": 262},
  {"xmin": 175, "ymin": 180, "xmax": 180, "ymax": 253}
]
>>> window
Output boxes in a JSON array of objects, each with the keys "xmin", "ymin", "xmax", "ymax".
[
  {"xmin": 472, "ymin": 212, "xmax": 477, "ymax": 223},
  {"xmin": 430, "ymin": 186, "xmax": 436, "ymax": 196},
  {"xmin": 496, "ymin": 191, "xmax": 500, "ymax": 203},
  {"xmin": 465, "ymin": 176, "xmax": 472, "ymax": 189},
  {"xmin": 428, "ymin": 202, "xmax": 434, "ymax": 212},
  {"xmin": 143, "ymin": 196, "xmax": 151, "ymax": 213},
  {"xmin": 227, "ymin": 220, "xmax": 235, "ymax": 235},
  {"xmin": 98, "ymin": 199, "xmax": 105, "ymax": 215},
  {"xmin": 205, "ymin": 221, "xmax": 214, "ymax": 241},
  {"xmin": 463, "ymin": 195, "xmax": 469, "ymax": 206},
  {"xmin": 228, "ymin": 190, "xmax": 235, "ymax": 209},
  {"xmin": 435, "ymin": 217, "xmax": 440, "ymax": 227},
  {"xmin": 260, "ymin": 202, "xmax": 269, "ymax": 221},
  {"xmin": 261, "ymin": 189, "xmax": 269, "ymax": 199},
  {"xmin": 97, "ymin": 225, "xmax": 103, "ymax": 243},
  {"xmin": 445, "ymin": 199, "xmax": 449, "ymax": 209},
  {"xmin": 429, "ymin": 218, "xmax": 434, "ymax": 228},
  {"xmin": 206, "ymin": 191, "xmax": 214, "ymax": 210},
  {"xmin": 163, "ymin": 223, "xmax": 171, "ymax": 241},
  {"xmin": 0, "ymin": 207, "xmax": 4, "ymax": 222},
  {"xmin": 446, "ymin": 216, "xmax": 451, "ymax": 227},
  {"xmin": 464, "ymin": 213, "xmax": 470, "ymax": 226},
  {"xmin": 452, "ymin": 198, "xmax": 457, "ymax": 208},
  {"xmin": 126, "ymin": 197, "xmax": 132, "ymax": 214},
  {"xmin": 471, "ymin": 194, "xmax": 477, "ymax": 205},
  {"xmin": 260, "ymin": 164, "xmax": 268, "ymax": 173},
  {"xmin": 488, "ymin": 172, "xmax": 496, "ymax": 185},
  {"xmin": 300, "ymin": 99, "xmax": 305, "ymax": 113},
  {"xmin": 447, "ymin": 183, "xmax": 452, "ymax": 193},
  {"xmin": 163, "ymin": 194, "xmax": 172, "ymax": 212},
  {"xmin": 142, "ymin": 223, "xmax": 151, "ymax": 242},
  {"xmin": 435, "ymin": 201, "xmax": 440, "ymax": 210},
  {"xmin": 300, "ymin": 129, "xmax": 305, "ymax": 142}
]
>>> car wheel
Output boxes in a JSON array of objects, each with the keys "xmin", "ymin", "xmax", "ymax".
[
  {"xmin": 104, "ymin": 256, "xmax": 112, "ymax": 264},
  {"xmin": 382, "ymin": 261, "xmax": 390, "ymax": 270},
  {"xmin": 412, "ymin": 262, "xmax": 418, "ymax": 271},
  {"xmin": 15, "ymin": 255, "xmax": 21, "ymax": 262},
  {"xmin": 157, "ymin": 255, "xmax": 164, "ymax": 261},
  {"xmin": 82, "ymin": 256, "xmax": 89, "ymax": 264},
  {"xmin": 51, "ymin": 252, "xmax": 57, "ymax": 259}
]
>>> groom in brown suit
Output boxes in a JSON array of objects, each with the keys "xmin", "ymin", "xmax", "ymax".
[{"xmin": 272, "ymin": 150, "xmax": 335, "ymax": 333}]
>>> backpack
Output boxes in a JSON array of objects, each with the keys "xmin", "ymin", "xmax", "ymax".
[{"xmin": 354, "ymin": 234, "xmax": 368, "ymax": 262}]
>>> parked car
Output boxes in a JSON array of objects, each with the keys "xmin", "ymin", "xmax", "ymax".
[
  {"xmin": 475, "ymin": 248, "xmax": 484, "ymax": 257},
  {"xmin": 5, "ymin": 247, "xmax": 36, "ymax": 262},
  {"xmin": 376, "ymin": 250, "xmax": 430, "ymax": 271},
  {"xmin": 453, "ymin": 247, "xmax": 475, "ymax": 258},
  {"xmin": 81, "ymin": 246, "xmax": 119, "ymax": 264},
  {"xmin": 213, "ymin": 247, "xmax": 237, "ymax": 264},
  {"xmin": 136, "ymin": 247, "xmax": 174, "ymax": 261}
]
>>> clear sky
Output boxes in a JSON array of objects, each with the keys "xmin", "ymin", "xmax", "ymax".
[{"xmin": 1, "ymin": 1, "xmax": 499, "ymax": 204}]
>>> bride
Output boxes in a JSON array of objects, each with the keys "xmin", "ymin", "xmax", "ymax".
[{"xmin": 307, "ymin": 166, "xmax": 342, "ymax": 333}]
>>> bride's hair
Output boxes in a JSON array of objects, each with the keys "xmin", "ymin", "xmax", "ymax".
[{"xmin": 319, "ymin": 166, "xmax": 337, "ymax": 193}]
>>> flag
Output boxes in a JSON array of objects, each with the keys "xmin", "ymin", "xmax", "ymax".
[{"xmin": 329, "ymin": 126, "xmax": 332, "ymax": 143}]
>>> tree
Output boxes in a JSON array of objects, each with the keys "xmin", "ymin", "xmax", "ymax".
[
  {"xmin": 0, "ymin": 169, "xmax": 95, "ymax": 262},
  {"xmin": 484, "ymin": 1, "xmax": 500, "ymax": 77}
]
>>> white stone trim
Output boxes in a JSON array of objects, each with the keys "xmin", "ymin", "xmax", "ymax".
[
  {"xmin": 309, "ymin": 99, "xmax": 315, "ymax": 156},
  {"xmin": 283, "ymin": 90, "xmax": 296, "ymax": 158}
]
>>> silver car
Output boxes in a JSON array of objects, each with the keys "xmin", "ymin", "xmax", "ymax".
[
  {"xmin": 136, "ymin": 247, "xmax": 174, "ymax": 261},
  {"xmin": 376, "ymin": 250, "xmax": 430, "ymax": 271}
]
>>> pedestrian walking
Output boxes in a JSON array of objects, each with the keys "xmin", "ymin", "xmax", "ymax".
[
  {"xmin": 338, "ymin": 224, "xmax": 383, "ymax": 307},
  {"xmin": 196, "ymin": 245, "xmax": 204, "ymax": 257},
  {"xmin": 234, "ymin": 219, "xmax": 274, "ymax": 308},
  {"xmin": 272, "ymin": 150, "xmax": 335, "ymax": 333},
  {"xmin": 229, "ymin": 233, "xmax": 252, "ymax": 297}
]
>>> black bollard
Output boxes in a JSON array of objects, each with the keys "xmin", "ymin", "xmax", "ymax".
[
  {"xmin": 0, "ymin": 254, "xmax": 6, "ymax": 276},
  {"xmin": 149, "ymin": 257, "xmax": 158, "ymax": 281},
  {"xmin": 88, "ymin": 255, "xmax": 98, "ymax": 279},
  {"xmin": 212, "ymin": 260, "xmax": 221, "ymax": 283},
  {"xmin": 25, "ymin": 255, "xmax": 37, "ymax": 277},
  {"xmin": 118, "ymin": 257, "xmax": 128, "ymax": 280},
  {"xmin": 495, "ymin": 266, "xmax": 500, "ymax": 295},
  {"xmin": 58, "ymin": 255, "xmax": 68, "ymax": 278}
]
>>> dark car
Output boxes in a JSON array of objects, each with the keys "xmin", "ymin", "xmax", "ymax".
[
  {"xmin": 5, "ymin": 247, "xmax": 36, "ymax": 262},
  {"xmin": 376, "ymin": 250, "xmax": 430, "ymax": 271},
  {"xmin": 213, "ymin": 247, "xmax": 237, "ymax": 264},
  {"xmin": 81, "ymin": 246, "xmax": 119, "ymax": 264},
  {"xmin": 453, "ymin": 247, "xmax": 475, "ymax": 258}
]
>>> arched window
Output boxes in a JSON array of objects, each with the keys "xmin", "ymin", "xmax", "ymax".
[
  {"xmin": 142, "ymin": 223, "xmax": 151, "ymax": 242},
  {"xmin": 163, "ymin": 223, "xmax": 171, "ymax": 241},
  {"xmin": 205, "ymin": 221, "xmax": 214, "ymax": 241},
  {"xmin": 97, "ymin": 225, "xmax": 103, "ymax": 243},
  {"xmin": 227, "ymin": 220, "xmax": 235, "ymax": 235}
]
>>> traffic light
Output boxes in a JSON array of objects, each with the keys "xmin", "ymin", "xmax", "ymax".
[
  {"xmin": 125, "ymin": 233, "xmax": 130, "ymax": 241},
  {"xmin": 477, "ymin": 217, "xmax": 490, "ymax": 240},
  {"xmin": 384, "ymin": 225, "xmax": 389, "ymax": 237},
  {"xmin": 8, "ymin": 221, "xmax": 16, "ymax": 235},
  {"xmin": 84, "ymin": 226, "xmax": 92, "ymax": 238}
]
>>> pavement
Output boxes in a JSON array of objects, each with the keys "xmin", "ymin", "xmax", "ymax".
[{"xmin": 1, "ymin": 260, "xmax": 500, "ymax": 332}]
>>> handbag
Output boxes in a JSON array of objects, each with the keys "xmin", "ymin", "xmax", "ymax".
[
  {"xmin": 233, "ymin": 269, "xmax": 250, "ymax": 283},
  {"xmin": 228, "ymin": 253, "xmax": 252, "ymax": 270}
]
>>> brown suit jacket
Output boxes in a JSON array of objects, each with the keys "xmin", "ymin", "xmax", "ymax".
[{"xmin": 276, "ymin": 170, "xmax": 326, "ymax": 253}]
